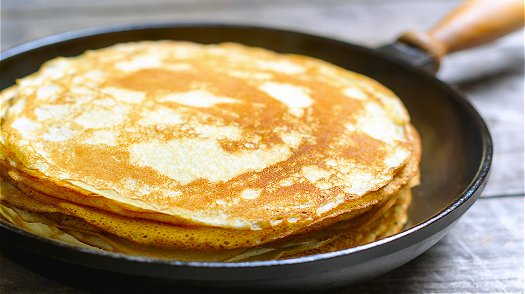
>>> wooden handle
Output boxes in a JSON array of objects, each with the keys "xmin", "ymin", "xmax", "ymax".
[{"xmin": 399, "ymin": 0, "xmax": 524, "ymax": 67}]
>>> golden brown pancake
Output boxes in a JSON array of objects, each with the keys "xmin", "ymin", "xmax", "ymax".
[
  {"xmin": 0, "ymin": 178, "xmax": 412, "ymax": 261},
  {"xmin": 0, "ymin": 41, "xmax": 421, "ymax": 256}
]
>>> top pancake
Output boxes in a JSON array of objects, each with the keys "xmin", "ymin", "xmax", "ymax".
[{"xmin": 1, "ymin": 41, "xmax": 414, "ymax": 230}]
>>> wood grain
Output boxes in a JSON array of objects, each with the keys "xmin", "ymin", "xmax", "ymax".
[
  {"xmin": 400, "ymin": 0, "xmax": 524, "ymax": 61},
  {"xmin": 1, "ymin": 0, "xmax": 523, "ymax": 292}
]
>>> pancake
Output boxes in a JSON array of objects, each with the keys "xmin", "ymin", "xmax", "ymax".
[
  {"xmin": 0, "ymin": 143, "xmax": 417, "ymax": 251},
  {"xmin": 0, "ymin": 41, "xmax": 421, "ymax": 255},
  {"xmin": 0, "ymin": 178, "xmax": 412, "ymax": 261}
]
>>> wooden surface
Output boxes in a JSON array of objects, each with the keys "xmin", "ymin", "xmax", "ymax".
[{"xmin": 1, "ymin": 0, "xmax": 523, "ymax": 293}]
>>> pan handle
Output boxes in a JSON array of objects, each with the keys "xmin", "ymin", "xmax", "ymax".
[{"xmin": 383, "ymin": 0, "xmax": 524, "ymax": 72}]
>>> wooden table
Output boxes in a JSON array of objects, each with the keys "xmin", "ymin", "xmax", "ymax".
[{"xmin": 1, "ymin": 0, "xmax": 523, "ymax": 292}]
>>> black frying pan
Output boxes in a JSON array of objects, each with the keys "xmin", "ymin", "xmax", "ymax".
[{"xmin": 1, "ymin": 1, "xmax": 521, "ymax": 291}]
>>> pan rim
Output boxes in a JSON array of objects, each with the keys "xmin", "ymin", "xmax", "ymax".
[{"xmin": 0, "ymin": 22, "xmax": 493, "ymax": 269}]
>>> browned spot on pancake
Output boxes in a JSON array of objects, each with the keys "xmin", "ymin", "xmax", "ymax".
[
  {"xmin": 46, "ymin": 142, "xmax": 172, "ymax": 189},
  {"xmin": 343, "ymin": 133, "xmax": 387, "ymax": 167},
  {"xmin": 108, "ymin": 69, "xmax": 196, "ymax": 93}
]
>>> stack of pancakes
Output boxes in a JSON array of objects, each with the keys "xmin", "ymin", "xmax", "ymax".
[{"xmin": 0, "ymin": 41, "xmax": 420, "ymax": 261}]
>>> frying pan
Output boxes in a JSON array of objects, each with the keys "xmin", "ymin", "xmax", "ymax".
[{"xmin": 0, "ymin": 1, "xmax": 521, "ymax": 291}]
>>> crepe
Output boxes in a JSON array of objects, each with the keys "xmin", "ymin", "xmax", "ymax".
[
  {"xmin": 0, "ymin": 178, "xmax": 413, "ymax": 261},
  {"xmin": 0, "ymin": 41, "xmax": 420, "ymax": 258}
]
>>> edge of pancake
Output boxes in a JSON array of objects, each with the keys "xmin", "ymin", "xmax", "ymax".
[
  {"xmin": 0, "ymin": 127, "xmax": 419, "ymax": 250},
  {"xmin": 0, "ymin": 183, "xmax": 412, "ymax": 260}
]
